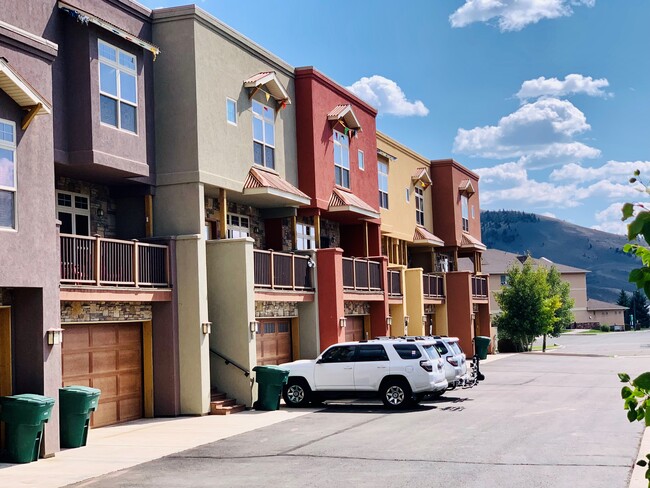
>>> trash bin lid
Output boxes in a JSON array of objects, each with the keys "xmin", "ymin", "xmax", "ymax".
[
  {"xmin": 253, "ymin": 365, "xmax": 289, "ymax": 373},
  {"xmin": 60, "ymin": 386, "xmax": 101, "ymax": 397},
  {"xmin": 0, "ymin": 394, "xmax": 55, "ymax": 407}
]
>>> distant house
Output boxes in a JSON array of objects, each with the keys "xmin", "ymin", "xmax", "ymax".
[{"xmin": 586, "ymin": 299, "xmax": 627, "ymax": 328}]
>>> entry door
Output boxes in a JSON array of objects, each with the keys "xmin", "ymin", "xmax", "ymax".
[
  {"xmin": 345, "ymin": 316, "xmax": 364, "ymax": 342},
  {"xmin": 256, "ymin": 319, "xmax": 292, "ymax": 365},
  {"xmin": 62, "ymin": 323, "xmax": 143, "ymax": 427},
  {"xmin": 314, "ymin": 345, "xmax": 356, "ymax": 390}
]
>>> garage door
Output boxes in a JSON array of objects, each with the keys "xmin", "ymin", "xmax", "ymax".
[
  {"xmin": 345, "ymin": 316, "xmax": 364, "ymax": 342},
  {"xmin": 62, "ymin": 323, "xmax": 143, "ymax": 427},
  {"xmin": 256, "ymin": 319, "xmax": 292, "ymax": 365}
]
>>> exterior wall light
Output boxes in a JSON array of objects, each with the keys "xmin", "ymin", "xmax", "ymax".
[
  {"xmin": 422, "ymin": 315, "xmax": 427, "ymax": 326},
  {"xmin": 250, "ymin": 321, "xmax": 259, "ymax": 333},
  {"xmin": 47, "ymin": 328, "xmax": 64, "ymax": 346},
  {"xmin": 339, "ymin": 317, "xmax": 347, "ymax": 328},
  {"xmin": 201, "ymin": 322, "xmax": 212, "ymax": 335},
  {"xmin": 386, "ymin": 316, "xmax": 392, "ymax": 327}
]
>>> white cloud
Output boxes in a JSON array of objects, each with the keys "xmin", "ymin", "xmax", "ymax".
[
  {"xmin": 449, "ymin": 0, "xmax": 595, "ymax": 32},
  {"xmin": 474, "ymin": 161, "xmax": 527, "ymax": 184},
  {"xmin": 453, "ymin": 98, "xmax": 600, "ymax": 167},
  {"xmin": 591, "ymin": 202, "xmax": 628, "ymax": 235},
  {"xmin": 516, "ymin": 74, "xmax": 611, "ymax": 101},
  {"xmin": 347, "ymin": 76, "xmax": 429, "ymax": 117},
  {"xmin": 550, "ymin": 161, "xmax": 650, "ymax": 182},
  {"xmin": 541, "ymin": 212, "xmax": 557, "ymax": 218}
]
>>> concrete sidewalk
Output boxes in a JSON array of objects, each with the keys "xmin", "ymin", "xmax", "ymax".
[{"xmin": 0, "ymin": 409, "xmax": 313, "ymax": 488}]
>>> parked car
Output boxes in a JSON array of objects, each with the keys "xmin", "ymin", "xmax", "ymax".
[
  {"xmin": 280, "ymin": 339, "xmax": 448, "ymax": 409},
  {"xmin": 433, "ymin": 337, "xmax": 468, "ymax": 392}
]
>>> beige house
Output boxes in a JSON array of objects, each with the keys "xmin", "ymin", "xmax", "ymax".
[{"xmin": 586, "ymin": 299, "xmax": 627, "ymax": 327}]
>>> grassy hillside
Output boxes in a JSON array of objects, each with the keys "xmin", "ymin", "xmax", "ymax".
[{"xmin": 481, "ymin": 210, "xmax": 636, "ymax": 303}]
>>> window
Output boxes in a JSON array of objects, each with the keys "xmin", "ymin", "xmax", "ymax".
[
  {"xmin": 500, "ymin": 274, "xmax": 507, "ymax": 286},
  {"xmin": 356, "ymin": 345, "xmax": 389, "ymax": 362},
  {"xmin": 358, "ymin": 150, "xmax": 364, "ymax": 170},
  {"xmin": 320, "ymin": 345, "xmax": 356, "ymax": 363},
  {"xmin": 98, "ymin": 40, "xmax": 137, "ymax": 132},
  {"xmin": 378, "ymin": 161, "xmax": 389, "ymax": 209},
  {"xmin": 333, "ymin": 130, "xmax": 350, "ymax": 188},
  {"xmin": 252, "ymin": 100, "xmax": 275, "ymax": 168},
  {"xmin": 405, "ymin": 188, "xmax": 410, "ymax": 203},
  {"xmin": 204, "ymin": 220, "xmax": 218, "ymax": 240},
  {"xmin": 415, "ymin": 187, "xmax": 425, "ymax": 226},
  {"xmin": 434, "ymin": 341, "xmax": 448, "ymax": 356},
  {"xmin": 0, "ymin": 120, "xmax": 16, "ymax": 229},
  {"xmin": 296, "ymin": 222, "xmax": 315, "ymax": 250},
  {"xmin": 226, "ymin": 213, "xmax": 249, "ymax": 238},
  {"xmin": 393, "ymin": 344, "xmax": 422, "ymax": 360},
  {"xmin": 226, "ymin": 98, "xmax": 237, "ymax": 125},
  {"xmin": 461, "ymin": 195, "xmax": 469, "ymax": 232},
  {"xmin": 57, "ymin": 191, "xmax": 90, "ymax": 235},
  {"xmin": 471, "ymin": 205, "xmax": 475, "ymax": 219}
]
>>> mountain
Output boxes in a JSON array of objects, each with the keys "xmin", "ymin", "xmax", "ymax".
[{"xmin": 480, "ymin": 210, "xmax": 636, "ymax": 303}]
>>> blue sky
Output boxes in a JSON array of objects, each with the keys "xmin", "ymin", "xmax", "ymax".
[{"xmin": 140, "ymin": 0, "xmax": 650, "ymax": 234}]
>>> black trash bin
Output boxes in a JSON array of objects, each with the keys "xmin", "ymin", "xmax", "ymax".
[
  {"xmin": 59, "ymin": 386, "xmax": 101, "ymax": 448},
  {"xmin": 474, "ymin": 336, "xmax": 491, "ymax": 360},
  {"xmin": 0, "ymin": 394, "xmax": 55, "ymax": 463},
  {"xmin": 253, "ymin": 365, "xmax": 289, "ymax": 411}
]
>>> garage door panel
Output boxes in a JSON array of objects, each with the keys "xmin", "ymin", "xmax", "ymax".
[
  {"xmin": 256, "ymin": 319, "xmax": 292, "ymax": 366},
  {"xmin": 91, "ymin": 326, "xmax": 117, "ymax": 346},
  {"xmin": 118, "ymin": 349, "xmax": 141, "ymax": 371},
  {"xmin": 119, "ymin": 373, "xmax": 142, "ymax": 394},
  {"xmin": 92, "ymin": 375, "xmax": 118, "ymax": 397},
  {"xmin": 65, "ymin": 327, "xmax": 90, "ymax": 349},
  {"xmin": 119, "ymin": 397, "xmax": 142, "ymax": 422},
  {"xmin": 63, "ymin": 377, "xmax": 91, "ymax": 388},
  {"xmin": 118, "ymin": 325, "xmax": 141, "ymax": 344},
  {"xmin": 63, "ymin": 352, "xmax": 90, "ymax": 377},
  {"xmin": 345, "ymin": 317, "xmax": 364, "ymax": 342},
  {"xmin": 92, "ymin": 350, "xmax": 118, "ymax": 373}
]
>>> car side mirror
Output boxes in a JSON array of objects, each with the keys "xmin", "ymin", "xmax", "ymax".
[{"xmin": 316, "ymin": 358, "xmax": 323, "ymax": 364}]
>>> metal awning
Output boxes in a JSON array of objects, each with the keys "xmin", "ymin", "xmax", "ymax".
[
  {"xmin": 242, "ymin": 166, "xmax": 309, "ymax": 207},
  {"xmin": 0, "ymin": 57, "xmax": 51, "ymax": 129},
  {"xmin": 413, "ymin": 226, "xmax": 444, "ymax": 247},
  {"xmin": 58, "ymin": 1, "xmax": 160, "ymax": 59},
  {"xmin": 243, "ymin": 71, "xmax": 291, "ymax": 105},
  {"xmin": 327, "ymin": 104, "xmax": 362, "ymax": 131},
  {"xmin": 460, "ymin": 232, "xmax": 486, "ymax": 251},
  {"xmin": 411, "ymin": 167, "xmax": 432, "ymax": 189},
  {"xmin": 458, "ymin": 179, "xmax": 476, "ymax": 196},
  {"xmin": 328, "ymin": 187, "xmax": 379, "ymax": 219}
]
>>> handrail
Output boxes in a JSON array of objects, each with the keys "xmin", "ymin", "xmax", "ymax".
[{"xmin": 210, "ymin": 348, "xmax": 251, "ymax": 377}]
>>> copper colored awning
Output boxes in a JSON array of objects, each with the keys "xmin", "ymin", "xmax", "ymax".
[
  {"xmin": 458, "ymin": 179, "xmax": 476, "ymax": 195},
  {"xmin": 328, "ymin": 187, "xmax": 379, "ymax": 219},
  {"xmin": 460, "ymin": 232, "xmax": 486, "ymax": 251},
  {"xmin": 327, "ymin": 104, "xmax": 362, "ymax": 131},
  {"xmin": 413, "ymin": 226, "xmax": 444, "ymax": 247},
  {"xmin": 243, "ymin": 71, "xmax": 291, "ymax": 104},
  {"xmin": 411, "ymin": 167, "xmax": 432, "ymax": 189},
  {"xmin": 242, "ymin": 166, "xmax": 310, "ymax": 207}
]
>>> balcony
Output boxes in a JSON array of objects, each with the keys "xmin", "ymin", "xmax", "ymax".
[
  {"xmin": 253, "ymin": 250, "xmax": 314, "ymax": 291},
  {"xmin": 423, "ymin": 273, "xmax": 445, "ymax": 299},
  {"xmin": 60, "ymin": 234, "xmax": 170, "ymax": 287},
  {"xmin": 471, "ymin": 275, "xmax": 488, "ymax": 298},
  {"xmin": 343, "ymin": 257, "xmax": 383, "ymax": 292},
  {"xmin": 387, "ymin": 269, "xmax": 402, "ymax": 297}
]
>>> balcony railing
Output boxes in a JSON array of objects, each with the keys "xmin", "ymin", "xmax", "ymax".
[
  {"xmin": 423, "ymin": 273, "xmax": 445, "ymax": 298},
  {"xmin": 387, "ymin": 269, "xmax": 402, "ymax": 297},
  {"xmin": 472, "ymin": 275, "xmax": 488, "ymax": 298},
  {"xmin": 60, "ymin": 234, "xmax": 170, "ymax": 287},
  {"xmin": 253, "ymin": 250, "xmax": 314, "ymax": 290},
  {"xmin": 343, "ymin": 257, "xmax": 383, "ymax": 292}
]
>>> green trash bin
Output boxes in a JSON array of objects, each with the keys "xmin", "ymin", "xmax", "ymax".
[
  {"xmin": 253, "ymin": 365, "xmax": 289, "ymax": 411},
  {"xmin": 474, "ymin": 336, "xmax": 491, "ymax": 360},
  {"xmin": 0, "ymin": 394, "xmax": 55, "ymax": 463},
  {"xmin": 59, "ymin": 386, "xmax": 101, "ymax": 448}
]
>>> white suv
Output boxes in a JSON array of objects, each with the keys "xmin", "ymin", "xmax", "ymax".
[
  {"xmin": 434, "ymin": 337, "xmax": 468, "ymax": 392},
  {"xmin": 280, "ymin": 339, "xmax": 448, "ymax": 409}
]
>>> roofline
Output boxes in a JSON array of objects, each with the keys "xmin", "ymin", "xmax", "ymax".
[
  {"xmin": 295, "ymin": 66, "xmax": 378, "ymax": 117},
  {"xmin": 106, "ymin": 0, "xmax": 153, "ymax": 20},
  {"xmin": 152, "ymin": 5, "xmax": 294, "ymax": 78},
  {"xmin": 377, "ymin": 131, "xmax": 429, "ymax": 166},
  {"xmin": 430, "ymin": 158, "xmax": 480, "ymax": 181}
]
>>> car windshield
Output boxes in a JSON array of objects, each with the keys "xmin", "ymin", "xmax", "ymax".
[
  {"xmin": 449, "ymin": 342, "xmax": 462, "ymax": 355},
  {"xmin": 421, "ymin": 344, "xmax": 440, "ymax": 360}
]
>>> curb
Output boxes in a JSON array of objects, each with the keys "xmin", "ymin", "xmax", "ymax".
[{"xmin": 630, "ymin": 426, "xmax": 650, "ymax": 488}]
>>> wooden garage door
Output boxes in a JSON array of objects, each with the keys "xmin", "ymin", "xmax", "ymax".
[
  {"xmin": 345, "ymin": 316, "xmax": 364, "ymax": 342},
  {"xmin": 62, "ymin": 323, "xmax": 143, "ymax": 427},
  {"xmin": 256, "ymin": 319, "xmax": 292, "ymax": 366}
]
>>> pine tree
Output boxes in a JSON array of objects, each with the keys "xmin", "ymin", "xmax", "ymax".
[
  {"xmin": 630, "ymin": 290, "xmax": 650, "ymax": 329},
  {"xmin": 616, "ymin": 289, "xmax": 631, "ymax": 326}
]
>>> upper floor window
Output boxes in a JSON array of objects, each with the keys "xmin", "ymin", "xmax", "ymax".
[
  {"xmin": 296, "ymin": 222, "xmax": 315, "ymax": 250},
  {"xmin": 358, "ymin": 150, "xmax": 364, "ymax": 170},
  {"xmin": 461, "ymin": 195, "xmax": 469, "ymax": 232},
  {"xmin": 0, "ymin": 120, "xmax": 16, "ymax": 230},
  {"xmin": 57, "ymin": 190, "xmax": 90, "ymax": 235},
  {"xmin": 333, "ymin": 130, "xmax": 350, "ymax": 188},
  {"xmin": 227, "ymin": 213, "xmax": 249, "ymax": 239},
  {"xmin": 405, "ymin": 188, "xmax": 410, "ymax": 203},
  {"xmin": 415, "ymin": 187, "xmax": 425, "ymax": 226},
  {"xmin": 98, "ymin": 40, "xmax": 137, "ymax": 133},
  {"xmin": 252, "ymin": 100, "xmax": 275, "ymax": 168},
  {"xmin": 226, "ymin": 98, "xmax": 237, "ymax": 125},
  {"xmin": 378, "ymin": 161, "xmax": 389, "ymax": 209}
]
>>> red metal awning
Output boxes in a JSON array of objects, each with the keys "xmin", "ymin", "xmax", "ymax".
[
  {"xmin": 460, "ymin": 232, "xmax": 486, "ymax": 251},
  {"xmin": 328, "ymin": 187, "xmax": 379, "ymax": 219},
  {"xmin": 242, "ymin": 166, "xmax": 310, "ymax": 207},
  {"xmin": 413, "ymin": 226, "xmax": 444, "ymax": 247},
  {"xmin": 411, "ymin": 167, "xmax": 432, "ymax": 189}
]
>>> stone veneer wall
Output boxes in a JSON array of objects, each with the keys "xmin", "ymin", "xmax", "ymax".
[
  {"xmin": 60, "ymin": 301, "xmax": 152, "ymax": 323},
  {"xmin": 56, "ymin": 177, "xmax": 116, "ymax": 237},
  {"xmin": 344, "ymin": 301, "xmax": 370, "ymax": 316},
  {"xmin": 0, "ymin": 288, "xmax": 12, "ymax": 306},
  {"xmin": 320, "ymin": 218, "xmax": 340, "ymax": 249},
  {"xmin": 205, "ymin": 196, "xmax": 266, "ymax": 249},
  {"xmin": 255, "ymin": 301, "xmax": 298, "ymax": 318}
]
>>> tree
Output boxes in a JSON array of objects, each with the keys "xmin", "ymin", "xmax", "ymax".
[
  {"xmin": 494, "ymin": 259, "xmax": 572, "ymax": 352},
  {"xmin": 630, "ymin": 290, "xmax": 650, "ymax": 329},
  {"xmin": 617, "ymin": 289, "xmax": 631, "ymax": 326}
]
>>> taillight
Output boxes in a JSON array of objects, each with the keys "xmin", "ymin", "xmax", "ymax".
[
  {"xmin": 437, "ymin": 359, "xmax": 443, "ymax": 371},
  {"xmin": 447, "ymin": 357, "xmax": 459, "ymax": 367},
  {"xmin": 419, "ymin": 360, "xmax": 433, "ymax": 372}
]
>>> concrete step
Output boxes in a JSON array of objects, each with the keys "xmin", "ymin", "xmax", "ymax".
[
  {"xmin": 210, "ymin": 392, "xmax": 227, "ymax": 401},
  {"xmin": 210, "ymin": 403, "xmax": 246, "ymax": 415},
  {"xmin": 210, "ymin": 398, "xmax": 236, "ymax": 408}
]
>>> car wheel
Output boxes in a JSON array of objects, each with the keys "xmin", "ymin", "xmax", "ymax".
[
  {"xmin": 380, "ymin": 379, "xmax": 412, "ymax": 409},
  {"xmin": 282, "ymin": 378, "xmax": 311, "ymax": 408}
]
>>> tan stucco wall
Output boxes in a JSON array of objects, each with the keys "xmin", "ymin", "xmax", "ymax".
[
  {"xmin": 404, "ymin": 268, "xmax": 425, "ymax": 336},
  {"xmin": 207, "ymin": 238, "xmax": 257, "ymax": 407},
  {"xmin": 175, "ymin": 234, "xmax": 211, "ymax": 414},
  {"xmin": 593, "ymin": 309, "xmax": 625, "ymax": 326},
  {"xmin": 377, "ymin": 132, "xmax": 433, "ymax": 243}
]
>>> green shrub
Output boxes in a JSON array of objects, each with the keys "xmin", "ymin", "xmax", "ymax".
[{"xmin": 600, "ymin": 324, "xmax": 610, "ymax": 332}]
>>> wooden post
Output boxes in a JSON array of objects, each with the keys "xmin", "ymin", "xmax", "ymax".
[
  {"xmin": 270, "ymin": 251, "xmax": 275, "ymax": 289},
  {"xmin": 291, "ymin": 215, "xmax": 297, "ymax": 250},
  {"xmin": 164, "ymin": 246, "xmax": 170, "ymax": 287},
  {"xmin": 144, "ymin": 195, "xmax": 153, "ymax": 238},
  {"xmin": 219, "ymin": 189, "xmax": 227, "ymax": 239},
  {"xmin": 314, "ymin": 214, "xmax": 321, "ymax": 248},
  {"xmin": 290, "ymin": 254, "xmax": 295, "ymax": 290},
  {"xmin": 94, "ymin": 236, "xmax": 101, "ymax": 285},
  {"xmin": 132, "ymin": 240, "xmax": 139, "ymax": 287},
  {"xmin": 364, "ymin": 221, "xmax": 369, "ymax": 257}
]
